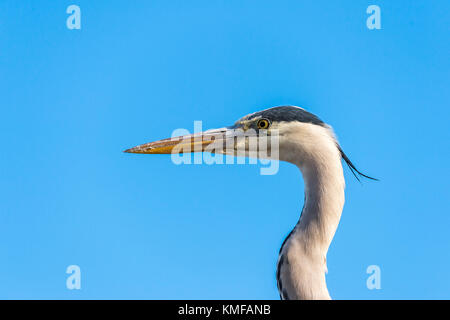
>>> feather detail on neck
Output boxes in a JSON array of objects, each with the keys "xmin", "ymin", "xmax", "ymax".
[{"xmin": 276, "ymin": 123, "xmax": 345, "ymax": 300}]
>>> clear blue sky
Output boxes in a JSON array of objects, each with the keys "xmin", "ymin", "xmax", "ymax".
[{"xmin": 0, "ymin": 1, "xmax": 449, "ymax": 299}]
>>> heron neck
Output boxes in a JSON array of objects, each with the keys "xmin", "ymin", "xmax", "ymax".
[
  {"xmin": 282, "ymin": 147, "xmax": 345, "ymax": 300},
  {"xmin": 298, "ymin": 155, "xmax": 345, "ymax": 252}
]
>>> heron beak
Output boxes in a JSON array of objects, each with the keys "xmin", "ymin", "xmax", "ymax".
[{"xmin": 124, "ymin": 127, "xmax": 239, "ymax": 154}]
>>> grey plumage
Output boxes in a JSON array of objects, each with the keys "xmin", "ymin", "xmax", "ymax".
[{"xmin": 242, "ymin": 106, "xmax": 326, "ymax": 127}]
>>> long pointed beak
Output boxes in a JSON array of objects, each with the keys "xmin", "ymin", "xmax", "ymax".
[{"xmin": 124, "ymin": 127, "xmax": 238, "ymax": 154}]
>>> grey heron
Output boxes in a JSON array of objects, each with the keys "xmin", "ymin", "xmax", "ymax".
[{"xmin": 125, "ymin": 105, "xmax": 375, "ymax": 300}]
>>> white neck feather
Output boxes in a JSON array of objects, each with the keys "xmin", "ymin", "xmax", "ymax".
[{"xmin": 277, "ymin": 123, "xmax": 345, "ymax": 300}]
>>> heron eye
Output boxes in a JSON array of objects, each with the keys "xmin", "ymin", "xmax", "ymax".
[{"xmin": 257, "ymin": 119, "xmax": 270, "ymax": 129}]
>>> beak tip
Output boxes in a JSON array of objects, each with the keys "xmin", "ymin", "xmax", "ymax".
[
  {"xmin": 124, "ymin": 146, "xmax": 151, "ymax": 154},
  {"xmin": 124, "ymin": 148, "xmax": 136, "ymax": 153}
]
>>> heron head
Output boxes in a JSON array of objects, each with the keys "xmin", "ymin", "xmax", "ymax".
[
  {"xmin": 124, "ymin": 105, "xmax": 331, "ymax": 159},
  {"xmin": 124, "ymin": 105, "xmax": 376, "ymax": 180}
]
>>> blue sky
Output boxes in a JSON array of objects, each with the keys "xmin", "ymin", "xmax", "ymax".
[{"xmin": 0, "ymin": 1, "xmax": 449, "ymax": 299}]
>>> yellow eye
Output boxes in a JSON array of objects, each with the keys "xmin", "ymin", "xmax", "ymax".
[{"xmin": 257, "ymin": 118, "xmax": 270, "ymax": 129}]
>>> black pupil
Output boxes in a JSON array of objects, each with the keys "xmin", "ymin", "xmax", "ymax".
[{"xmin": 260, "ymin": 120, "xmax": 266, "ymax": 128}]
